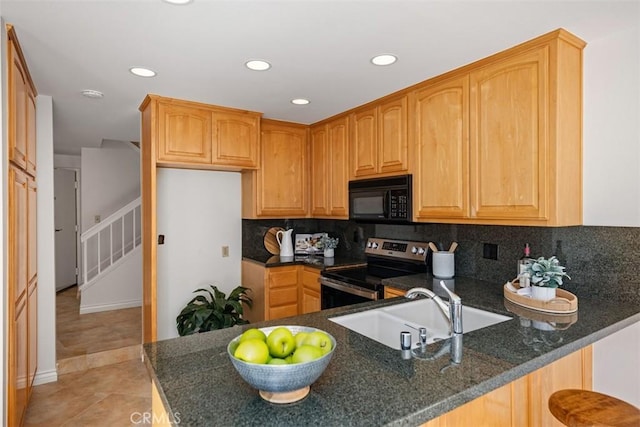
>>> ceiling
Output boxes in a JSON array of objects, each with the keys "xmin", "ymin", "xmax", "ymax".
[{"xmin": 2, "ymin": 0, "xmax": 638, "ymax": 155}]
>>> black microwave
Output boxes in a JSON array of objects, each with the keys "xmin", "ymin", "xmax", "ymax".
[{"xmin": 349, "ymin": 175, "xmax": 412, "ymax": 223}]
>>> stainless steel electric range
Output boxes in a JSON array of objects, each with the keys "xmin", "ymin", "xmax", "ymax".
[{"xmin": 320, "ymin": 238, "xmax": 431, "ymax": 309}]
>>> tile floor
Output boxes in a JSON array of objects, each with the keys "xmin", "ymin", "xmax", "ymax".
[
  {"xmin": 56, "ymin": 286, "xmax": 142, "ymax": 359},
  {"xmin": 24, "ymin": 286, "xmax": 152, "ymax": 426}
]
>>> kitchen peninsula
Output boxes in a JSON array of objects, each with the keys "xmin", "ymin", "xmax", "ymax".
[{"xmin": 144, "ymin": 275, "xmax": 639, "ymax": 426}]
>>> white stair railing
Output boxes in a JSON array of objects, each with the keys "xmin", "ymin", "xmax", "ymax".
[{"xmin": 80, "ymin": 197, "xmax": 141, "ymax": 292}]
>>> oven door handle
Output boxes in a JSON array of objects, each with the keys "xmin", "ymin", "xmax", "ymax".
[{"xmin": 320, "ymin": 277, "xmax": 379, "ymax": 300}]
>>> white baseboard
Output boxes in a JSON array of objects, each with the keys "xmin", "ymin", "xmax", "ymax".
[
  {"xmin": 33, "ymin": 368, "xmax": 58, "ymax": 385},
  {"xmin": 79, "ymin": 299, "xmax": 142, "ymax": 314}
]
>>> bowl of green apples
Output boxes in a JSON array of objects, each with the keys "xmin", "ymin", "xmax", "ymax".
[{"xmin": 227, "ymin": 325, "xmax": 336, "ymax": 403}]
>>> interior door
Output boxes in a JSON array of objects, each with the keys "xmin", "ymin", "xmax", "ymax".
[{"xmin": 54, "ymin": 168, "xmax": 78, "ymax": 291}]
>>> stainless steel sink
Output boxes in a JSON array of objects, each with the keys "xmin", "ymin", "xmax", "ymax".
[{"xmin": 330, "ymin": 299, "xmax": 511, "ymax": 350}]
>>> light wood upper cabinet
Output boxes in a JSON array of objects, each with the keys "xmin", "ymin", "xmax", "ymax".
[
  {"xmin": 351, "ymin": 107, "xmax": 377, "ymax": 177},
  {"xmin": 242, "ymin": 120, "xmax": 308, "ymax": 218},
  {"xmin": 157, "ymin": 101, "xmax": 212, "ymax": 164},
  {"xmin": 310, "ymin": 116, "xmax": 349, "ymax": 218},
  {"xmin": 327, "ymin": 117, "xmax": 349, "ymax": 217},
  {"xmin": 309, "ymin": 124, "xmax": 330, "ymax": 217},
  {"xmin": 143, "ymin": 95, "xmax": 261, "ymax": 170},
  {"xmin": 211, "ymin": 109, "xmax": 260, "ymax": 168},
  {"xmin": 9, "ymin": 40, "xmax": 27, "ymax": 170},
  {"xmin": 26, "ymin": 92, "xmax": 37, "ymax": 176},
  {"xmin": 8, "ymin": 31, "xmax": 37, "ymax": 175},
  {"xmin": 412, "ymin": 30, "xmax": 584, "ymax": 226},
  {"xmin": 469, "ymin": 46, "xmax": 549, "ymax": 221},
  {"xmin": 351, "ymin": 96, "xmax": 408, "ymax": 178},
  {"xmin": 412, "ymin": 75, "xmax": 469, "ymax": 220},
  {"xmin": 378, "ymin": 96, "xmax": 409, "ymax": 174}
]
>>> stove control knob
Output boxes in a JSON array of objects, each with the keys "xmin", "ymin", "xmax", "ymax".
[
  {"xmin": 371, "ymin": 242, "xmax": 379, "ymax": 249},
  {"xmin": 367, "ymin": 242, "xmax": 373, "ymax": 248},
  {"xmin": 411, "ymin": 246, "xmax": 419, "ymax": 254},
  {"xmin": 417, "ymin": 247, "xmax": 426, "ymax": 255}
]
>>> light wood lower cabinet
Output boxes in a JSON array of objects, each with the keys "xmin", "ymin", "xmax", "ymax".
[
  {"xmin": 241, "ymin": 262, "xmax": 322, "ymax": 322},
  {"xmin": 421, "ymin": 346, "xmax": 592, "ymax": 427},
  {"xmin": 300, "ymin": 267, "xmax": 321, "ymax": 314},
  {"xmin": 266, "ymin": 267, "xmax": 299, "ymax": 320},
  {"xmin": 384, "ymin": 286, "xmax": 406, "ymax": 299}
]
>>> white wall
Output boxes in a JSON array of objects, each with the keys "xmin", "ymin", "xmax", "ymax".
[
  {"xmin": 34, "ymin": 96, "xmax": 57, "ymax": 385},
  {"xmin": 54, "ymin": 154, "xmax": 80, "ymax": 169},
  {"xmin": 581, "ymin": 21, "xmax": 640, "ymax": 405},
  {"xmin": 583, "ymin": 23, "xmax": 640, "ymax": 227},
  {"xmin": 79, "ymin": 249, "xmax": 141, "ymax": 314},
  {"xmin": 156, "ymin": 169, "xmax": 242, "ymax": 341},
  {"xmin": 80, "ymin": 146, "xmax": 140, "ymax": 233}
]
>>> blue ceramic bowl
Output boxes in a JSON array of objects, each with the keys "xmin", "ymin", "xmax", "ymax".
[{"xmin": 227, "ymin": 325, "xmax": 336, "ymax": 393}]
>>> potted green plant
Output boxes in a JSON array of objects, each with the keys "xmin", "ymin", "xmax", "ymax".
[
  {"xmin": 319, "ymin": 235, "xmax": 339, "ymax": 258},
  {"xmin": 525, "ymin": 256, "xmax": 570, "ymax": 301},
  {"xmin": 176, "ymin": 285, "xmax": 252, "ymax": 336}
]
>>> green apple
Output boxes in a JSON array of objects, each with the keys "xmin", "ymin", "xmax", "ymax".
[
  {"xmin": 267, "ymin": 358, "xmax": 288, "ymax": 365},
  {"xmin": 239, "ymin": 328, "xmax": 267, "ymax": 343},
  {"xmin": 294, "ymin": 332, "xmax": 309, "ymax": 349},
  {"xmin": 291, "ymin": 345, "xmax": 323, "ymax": 363},
  {"xmin": 284, "ymin": 355, "xmax": 293, "ymax": 364},
  {"xmin": 303, "ymin": 331, "xmax": 333, "ymax": 354},
  {"xmin": 266, "ymin": 327, "xmax": 296, "ymax": 358},
  {"xmin": 234, "ymin": 338, "xmax": 270, "ymax": 364}
]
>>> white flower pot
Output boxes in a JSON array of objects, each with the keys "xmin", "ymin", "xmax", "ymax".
[
  {"xmin": 531, "ymin": 286, "xmax": 556, "ymax": 301},
  {"xmin": 323, "ymin": 248, "xmax": 334, "ymax": 258}
]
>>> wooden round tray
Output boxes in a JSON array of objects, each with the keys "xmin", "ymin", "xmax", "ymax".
[
  {"xmin": 503, "ymin": 283, "xmax": 578, "ymax": 313},
  {"xmin": 263, "ymin": 227, "xmax": 283, "ymax": 255}
]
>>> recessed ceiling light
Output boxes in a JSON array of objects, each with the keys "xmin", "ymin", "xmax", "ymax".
[
  {"xmin": 371, "ymin": 54, "xmax": 397, "ymax": 66},
  {"xmin": 162, "ymin": 0, "xmax": 193, "ymax": 4},
  {"xmin": 81, "ymin": 89, "xmax": 104, "ymax": 99},
  {"xmin": 291, "ymin": 98, "xmax": 310, "ymax": 105},
  {"xmin": 129, "ymin": 67, "xmax": 157, "ymax": 77},
  {"xmin": 245, "ymin": 60, "xmax": 271, "ymax": 71}
]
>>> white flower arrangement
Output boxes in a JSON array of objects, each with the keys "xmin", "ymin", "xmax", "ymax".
[
  {"xmin": 319, "ymin": 235, "xmax": 339, "ymax": 250},
  {"xmin": 525, "ymin": 256, "xmax": 570, "ymax": 288}
]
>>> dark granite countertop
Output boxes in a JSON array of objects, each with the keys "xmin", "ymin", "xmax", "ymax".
[
  {"xmin": 144, "ymin": 274, "xmax": 640, "ymax": 427},
  {"xmin": 242, "ymin": 254, "xmax": 367, "ymax": 270}
]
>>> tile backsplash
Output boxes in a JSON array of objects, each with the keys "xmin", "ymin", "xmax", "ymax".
[{"xmin": 243, "ymin": 219, "xmax": 640, "ymax": 303}]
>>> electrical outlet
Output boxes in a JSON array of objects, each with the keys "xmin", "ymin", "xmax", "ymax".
[
  {"xmin": 221, "ymin": 246, "xmax": 229, "ymax": 257},
  {"xmin": 94, "ymin": 215, "xmax": 101, "ymax": 223},
  {"xmin": 483, "ymin": 243, "xmax": 498, "ymax": 260}
]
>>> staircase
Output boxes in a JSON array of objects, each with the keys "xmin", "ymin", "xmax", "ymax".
[{"xmin": 79, "ymin": 197, "xmax": 141, "ymax": 300}]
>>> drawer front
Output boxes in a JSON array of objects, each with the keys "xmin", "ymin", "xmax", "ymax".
[{"xmin": 268, "ymin": 269, "xmax": 298, "ymax": 288}]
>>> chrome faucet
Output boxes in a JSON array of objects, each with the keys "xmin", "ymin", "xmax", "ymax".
[{"xmin": 405, "ymin": 281, "xmax": 463, "ymax": 335}]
